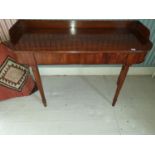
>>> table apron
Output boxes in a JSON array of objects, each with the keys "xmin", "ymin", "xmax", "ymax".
[{"xmin": 15, "ymin": 52, "xmax": 147, "ymax": 65}]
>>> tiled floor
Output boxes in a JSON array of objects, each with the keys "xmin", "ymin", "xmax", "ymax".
[{"xmin": 0, "ymin": 75, "xmax": 155, "ymax": 134}]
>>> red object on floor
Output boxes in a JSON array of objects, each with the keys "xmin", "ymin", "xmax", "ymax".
[{"xmin": 0, "ymin": 43, "xmax": 36, "ymax": 101}]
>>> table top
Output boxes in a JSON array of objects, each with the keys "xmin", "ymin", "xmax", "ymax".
[{"xmin": 8, "ymin": 20, "xmax": 152, "ymax": 53}]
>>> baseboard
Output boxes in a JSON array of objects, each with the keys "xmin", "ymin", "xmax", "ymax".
[{"xmin": 38, "ymin": 66, "xmax": 155, "ymax": 76}]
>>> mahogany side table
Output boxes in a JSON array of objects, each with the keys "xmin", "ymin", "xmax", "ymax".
[{"xmin": 6, "ymin": 20, "xmax": 153, "ymax": 106}]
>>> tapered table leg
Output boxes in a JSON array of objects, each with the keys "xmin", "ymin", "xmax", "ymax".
[
  {"xmin": 117, "ymin": 65, "xmax": 125, "ymax": 85},
  {"xmin": 112, "ymin": 65, "xmax": 129, "ymax": 106},
  {"xmin": 32, "ymin": 65, "xmax": 47, "ymax": 107}
]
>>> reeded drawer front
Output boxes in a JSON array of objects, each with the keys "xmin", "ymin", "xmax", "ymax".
[{"xmin": 34, "ymin": 52, "xmax": 128, "ymax": 65}]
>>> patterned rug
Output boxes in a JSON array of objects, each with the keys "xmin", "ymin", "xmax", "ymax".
[{"xmin": 0, "ymin": 43, "xmax": 37, "ymax": 101}]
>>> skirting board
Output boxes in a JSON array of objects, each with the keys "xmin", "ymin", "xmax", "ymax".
[{"xmin": 38, "ymin": 66, "xmax": 155, "ymax": 76}]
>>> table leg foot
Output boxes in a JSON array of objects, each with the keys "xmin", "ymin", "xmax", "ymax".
[{"xmin": 42, "ymin": 98, "xmax": 47, "ymax": 107}]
